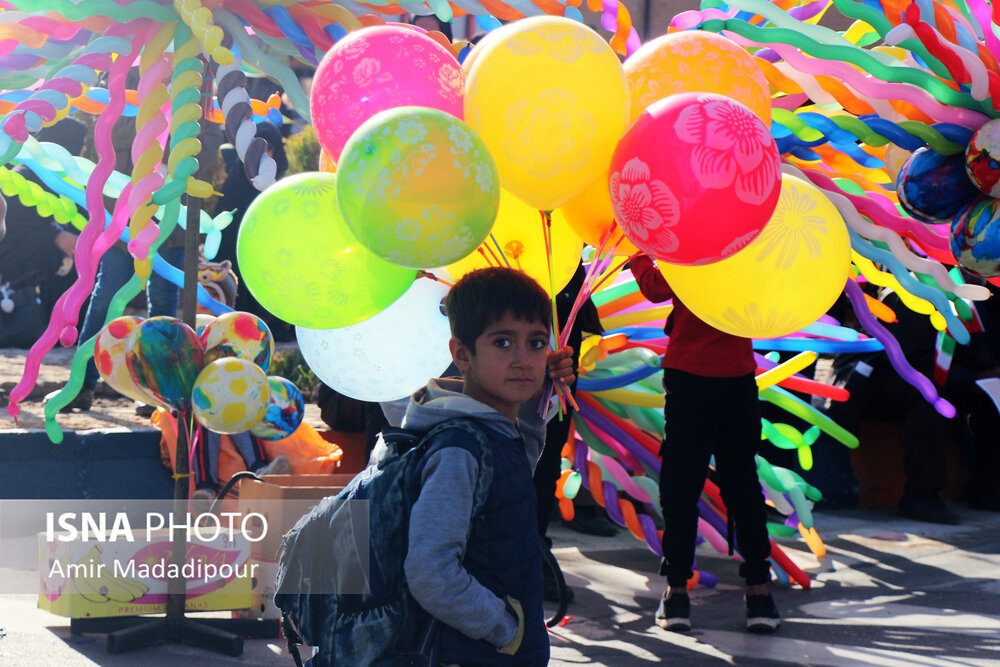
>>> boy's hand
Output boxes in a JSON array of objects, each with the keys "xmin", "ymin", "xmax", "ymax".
[
  {"xmin": 546, "ymin": 345, "xmax": 575, "ymax": 387},
  {"xmin": 498, "ymin": 595, "xmax": 525, "ymax": 655}
]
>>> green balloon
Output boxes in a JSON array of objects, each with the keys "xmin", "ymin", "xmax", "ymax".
[
  {"xmin": 337, "ymin": 106, "xmax": 500, "ymax": 269},
  {"xmin": 237, "ymin": 172, "xmax": 416, "ymax": 329}
]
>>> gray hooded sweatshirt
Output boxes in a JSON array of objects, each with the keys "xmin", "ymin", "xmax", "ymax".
[{"xmin": 399, "ymin": 377, "xmax": 553, "ymax": 649}]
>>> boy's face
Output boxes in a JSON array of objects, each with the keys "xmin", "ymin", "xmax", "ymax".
[{"xmin": 450, "ymin": 312, "xmax": 550, "ymax": 422}]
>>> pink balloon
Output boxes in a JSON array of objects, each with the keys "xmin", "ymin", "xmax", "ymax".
[
  {"xmin": 310, "ymin": 25, "xmax": 464, "ymax": 162},
  {"xmin": 609, "ymin": 92, "xmax": 781, "ymax": 265}
]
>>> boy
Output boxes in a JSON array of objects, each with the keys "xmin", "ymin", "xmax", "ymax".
[
  {"xmin": 401, "ymin": 267, "xmax": 573, "ymax": 665},
  {"xmin": 631, "ymin": 252, "xmax": 780, "ymax": 634}
]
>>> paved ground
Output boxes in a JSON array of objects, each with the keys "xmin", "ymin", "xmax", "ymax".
[{"xmin": 1, "ymin": 504, "xmax": 999, "ymax": 666}]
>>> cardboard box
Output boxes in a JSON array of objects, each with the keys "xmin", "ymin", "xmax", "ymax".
[
  {"xmin": 235, "ymin": 474, "xmax": 355, "ymax": 619},
  {"xmin": 38, "ymin": 529, "xmax": 252, "ymax": 618},
  {"xmin": 238, "ymin": 474, "xmax": 355, "ymax": 565},
  {"xmin": 233, "ymin": 557, "xmax": 280, "ymax": 620}
]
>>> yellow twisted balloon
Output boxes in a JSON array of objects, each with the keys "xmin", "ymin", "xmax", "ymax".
[
  {"xmin": 174, "ymin": 0, "xmax": 235, "ymax": 66},
  {"xmin": 165, "ymin": 26, "xmax": 214, "ymax": 202},
  {"xmin": 852, "ymin": 252, "xmax": 948, "ymax": 332},
  {"xmin": 130, "ymin": 22, "xmax": 174, "ymax": 283},
  {"xmin": 0, "ymin": 166, "xmax": 87, "ymax": 230}
]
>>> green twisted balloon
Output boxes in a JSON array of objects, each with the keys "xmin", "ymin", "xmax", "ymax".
[
  {"xmin": 699, "ymin": 17, "xmax": 993, "ymax": 116},
  {"xmin": 5, "ymin": 0, "xmax": 178, "ymax": 21}
]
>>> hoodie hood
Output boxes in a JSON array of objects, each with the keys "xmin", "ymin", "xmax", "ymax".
[
  {"xmin": 401, "ymin": 377, "xmax": 520, "ymax": 437},
  {"xmin": 400, "ymin": 378, "xmax": 553, "ymax": 471}
]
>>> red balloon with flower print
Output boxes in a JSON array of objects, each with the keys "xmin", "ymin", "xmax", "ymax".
[{"xmin": 609, "ymin": 92, "xmax": 782, "ymax": 265}]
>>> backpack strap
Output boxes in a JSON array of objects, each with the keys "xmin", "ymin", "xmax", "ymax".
[{"xmin": 281, "ymin": 612, "xmax": 306, "ymax": 667}]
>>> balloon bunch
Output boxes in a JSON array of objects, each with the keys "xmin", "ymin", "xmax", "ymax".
[
  {"xmin": 94, "ymin": 313, "xmax": 305, "ymax": 442},
  {"xmin": 0, "ymin": 1, "xmax": 649, "ymax": 436}
]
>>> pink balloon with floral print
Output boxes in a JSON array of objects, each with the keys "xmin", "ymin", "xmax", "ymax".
[
  {"xmin": 609, "ymin": 92, "xmax": 781, "ymax": 266},
  {"xmin": 310, "ymin": 25, "xmax": 465, "ymax": 163}
]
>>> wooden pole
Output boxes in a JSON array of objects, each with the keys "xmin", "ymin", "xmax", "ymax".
[{"xmin": 166, "ymin": 61, "xmax": 211, "ymax": 618}]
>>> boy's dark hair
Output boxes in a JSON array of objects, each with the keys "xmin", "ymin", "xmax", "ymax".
[{"xmin": 446, "ymin": 267, "xmax": 552, "ymax": 352}]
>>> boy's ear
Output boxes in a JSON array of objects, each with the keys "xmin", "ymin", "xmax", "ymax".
[{"xmin": 449, "ymin": 336, "xmax": 473, "ymax": 373}]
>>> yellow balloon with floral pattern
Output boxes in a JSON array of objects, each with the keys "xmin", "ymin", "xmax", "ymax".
[
  {"xmin": 464, "ymin": 16, "xmax": 629, "ymax": 211},
  {"xmin": 659, "ymin": 175, "xmax": 851, "ymax": 339}
]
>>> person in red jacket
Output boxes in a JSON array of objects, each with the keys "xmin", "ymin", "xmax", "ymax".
[{"xmin": 631, "ymin": 252, "xmax": 780, "ymax": 634}]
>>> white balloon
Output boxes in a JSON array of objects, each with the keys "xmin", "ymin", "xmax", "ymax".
[{"xmin": 296, "ymin": 278, "xmax": 453, "ymax": 402}]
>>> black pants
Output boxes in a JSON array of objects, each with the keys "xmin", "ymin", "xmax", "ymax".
[{"xmin": 660, "ymin": 369, "xmax": 771, "ymax": 587}]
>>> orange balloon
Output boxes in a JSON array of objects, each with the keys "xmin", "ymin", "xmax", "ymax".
[
  {"xmin": 318, "ymin": 148, "xmax": 336, "ymax": 173},
  {"xmin": 554, "ymin": 173, "xmax": 638, "ymax": 256},
  {"xmin": 624, "ymin": 31, "xmax": 771, "ymax": 124}
]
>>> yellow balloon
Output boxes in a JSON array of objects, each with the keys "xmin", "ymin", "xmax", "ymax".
[
  {"xmin": 554, "ymin": 172, "xmax": 639, "ymax": 256},
  {"xmin": 625, "ymin": 31, "xmax": 771, "ymax": 124},
  {"xmin": 660, "ymin": 175, "xmax": 851, "ymax": 339},
  {"xmin": 464, "ymin": 16, "xmax": 629, "ymax": 211},
  {"xmin": 461, "ymin": 22, "xmax": 515, "ymax": 77},
  {"xmin": 446, "ymin": 188, "xmax": 582, "ymax": 297}
]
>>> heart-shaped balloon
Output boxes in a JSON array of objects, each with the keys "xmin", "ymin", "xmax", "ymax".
[{"xmin": 125, "ymin": 317, "xmax": 205, "ymax": 411}]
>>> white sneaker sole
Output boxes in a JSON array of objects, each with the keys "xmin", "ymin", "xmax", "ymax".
[
  {"xmin": 747, "ymin": 617, "xmax": 780, "ymax": 633},
  {"xmin": 656, "ymin": 617, "xmax": 692, "ymax": 632}
]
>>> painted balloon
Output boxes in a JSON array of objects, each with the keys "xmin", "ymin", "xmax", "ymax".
[
  {"xmin": 250, "ymin": 376, "xmax": 305, "ymax": 440},
  {"xmin": 966, "ymin": 118, "xmax": 1000, "ymax": 197},
  {"xmin": 610, "ymin": 93, "xmax": 781, "ymax": 265},
  {"xmin": 125, "ymin": 317, "xmax": 204, "ymax": 411},
  {"xmin": 951, "ymin": 196, "xmax": 1000, "ymax": 277},
  {"xmin": 898, "ymin": 147, "xmax": 980, "ymax": 224},
  {"xmin": 94, "ymin": 316, "xmax": 163, "ymax": 406},
  {"xmin": 192, "ymin": 357, "xmax": 270, "ymax": 434},
  {"xmin": 200, "ymin": 311, "xmax": 274, "ymax": 370}
]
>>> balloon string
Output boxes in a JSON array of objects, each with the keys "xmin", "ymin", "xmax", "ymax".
[
  {"xmin": 477, "ymin": 244, "xmax": 498, "ymax": 267},
  {"xmin": 416, "ymin": 270, "xmax": 453, "ymax": 288},
  {"xmin": 539, "ymin": 210, "xmax": 561, "ymax": 346},
  {"xmin": 560, "ymin": 227, "xmax": 612, "ymax": 350},
  {"xmin": 489, "ymin": 232, "xmax": 511, "ymax": 268},
  {"xmin": 187, "ymin": 410, "xmax": 199, "ymax": 495}
]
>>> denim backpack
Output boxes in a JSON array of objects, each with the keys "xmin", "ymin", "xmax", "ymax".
[{"xmin": 274, "ymin": 418, "xmax": 493, "ymax": 667}]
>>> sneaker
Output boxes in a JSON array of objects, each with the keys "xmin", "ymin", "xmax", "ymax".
[
  {"xmin": 746, "ymin": 593, "xmax": 781, "ymax": 634},
  {"xmin": 655, "ymin": 592, "xmax": 691, "ymax": 632},
  {"xmin": 256, "ymin": 455, "xmax": 291, "ymax": 477},
  {"xmin": 898, "ymin": 493, "xmax": 961, "ymax": 525},
  {"xmin": 58, "ymin": 387, "xmax": 93, "ymax": 413}
]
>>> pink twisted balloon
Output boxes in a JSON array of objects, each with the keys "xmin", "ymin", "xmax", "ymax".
[{"xmin": 6, "ymin": 21, "xmax": 148, "ymax": 420}]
